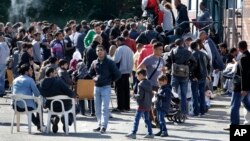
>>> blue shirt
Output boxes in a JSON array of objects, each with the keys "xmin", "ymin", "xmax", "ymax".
[{"xmin": 12, "ymin": 75, "xmax": 40, "ymax": 109}]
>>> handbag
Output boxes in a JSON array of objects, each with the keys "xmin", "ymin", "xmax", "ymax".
[
  {"xmin": 171, "ymin": 48, "xmax": 190, "ymax": 78},
  {"xmin": 172, "ymin": 63, "xmax": 189, "ymax": 77}
]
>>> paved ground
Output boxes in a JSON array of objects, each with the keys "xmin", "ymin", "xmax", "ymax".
[{"xmin": 0, "ymin": 91, "xmax": 244, "ymax": 141}]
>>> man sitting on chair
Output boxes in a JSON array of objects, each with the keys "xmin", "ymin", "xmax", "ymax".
[
  {"xmin": 39, "ymin": 67, "xmax": 76, "ymax": 133},
  {"xmin": 12, "ymin": 64, "xmax": 41, "ymax": 131}
]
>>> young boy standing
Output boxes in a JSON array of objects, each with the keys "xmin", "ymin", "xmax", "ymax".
[
  {"xmin": 155, "ymin": 74, "xmax": 172, "ymax": 137},
  {"xmin": 126, "ymin": 69, "xmax": 154, "ymax": 139}
]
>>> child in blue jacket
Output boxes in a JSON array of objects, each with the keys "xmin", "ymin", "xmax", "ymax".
[{"xmin": 155, "ymin": 74, "xmax": 172, "ymax": 137}]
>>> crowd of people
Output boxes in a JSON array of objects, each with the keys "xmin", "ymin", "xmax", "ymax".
[{"xmin": 0, "ymin": 0, "xmax": 250, "ymax": 139}]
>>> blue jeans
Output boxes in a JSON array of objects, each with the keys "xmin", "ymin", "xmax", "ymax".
[
  {"xmin": 230, "ymin": 91, "xmax": 250, "ymax": 125},
  {"xmin": 94, "ymin": 85, "xmax": 111, "ymax": 129},
  {"xmin": 171, "ymin": 76, "xmax": 189, "ymax": 114},
  {"xmin": 191, "ymin": 79, "xmax": 206, "ymax": 115},
  {"xmin": 157, "ymin": 110, "xmax": 167, "ymax": 132},
  {"xmin": 0, "ymin": 64, "xmax": 6, "ymax": 95},
  {"xmin": 132, "ymin": 111, "xmax": 152, "ymax": 134}
]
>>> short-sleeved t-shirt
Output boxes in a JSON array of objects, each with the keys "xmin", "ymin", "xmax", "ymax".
[{"xmin": 141, "ymin": 55, "xmax": 166, "ymax": 87}]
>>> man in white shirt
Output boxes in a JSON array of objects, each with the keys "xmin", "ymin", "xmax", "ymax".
[{"xmin": 0, "ymin": 32, "xmax": 10, "ymax": 97}]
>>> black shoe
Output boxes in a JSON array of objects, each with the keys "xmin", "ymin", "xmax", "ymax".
[
  {"xmin": 90, "ymin": 113, "xmax": 95, "ymax": 117},
  {"xmin": 93, "ymin": 127, "xmax": 101, "ymax": 132},
  {"xmin": 0, "ymin": 93, "xmax": 6, "ymax": 97},
  {"xmin": 112, "ymin": 108, "xmax": 122, "ymax": 112},
  {"xmin": 124, "ymin": 108, "xmax": 130, "ymax": 112},
  {"xmin": 161, "ymin": 131, "xmax": 169, "ymax": 137},
  {"xmin": 151, "ymin": 123, "xmax": 157, "ymax": 128},
  {"xmin": 37, "ymin": 125, "xmax": 41, "ymax": 132},
  {"xmin": 100, "ymin": 128, "xmax": 106, "ymax": 134},
  {"xmin": 155, "ymin": 131, "xmax": 162, "ymax": 136},
  {"xmin": 51, "ymin": 117, "xmax": 59, "ymax": 133}
]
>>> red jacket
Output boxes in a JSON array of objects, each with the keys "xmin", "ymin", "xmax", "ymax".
[
  {"xmin": 138, "ymin": 44, "xmax": 153, "ymax": 66},
  {"xmin": 124, "ymin": 38, "xmax": 137, "ymax": 53},
  {"xmin": 147, "ymin": 0, "xmax": 163, "ymax": 25}
]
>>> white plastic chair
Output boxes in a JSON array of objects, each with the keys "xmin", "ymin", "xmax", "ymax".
[
  {"xmin": 46, "ymin": 95, "xmax": 77, "ymax": 135},
  {"xmin": 11, "ymin": 94, "xmax": 43, "ymax": 134}
]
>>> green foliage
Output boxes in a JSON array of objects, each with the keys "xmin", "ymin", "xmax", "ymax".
[
  {"xmin": 0, "ymin": 0, "xmax": 142, "ymax": 25},
  {"xmin": 0, "ymin": 0, "xmax": 10, "ymax": 23}
]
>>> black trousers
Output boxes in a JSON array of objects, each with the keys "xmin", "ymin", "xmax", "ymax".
[
  {"xmin": 115, "ymin": 74, "xmax": 130, "ymax": 110},
  {"xmin": 14, "ymin": 106, "xmax": 40, "ymax": 128},
  {"xmin": 79, "ymin": 100, "xmax": 95, "ymax": 115}
]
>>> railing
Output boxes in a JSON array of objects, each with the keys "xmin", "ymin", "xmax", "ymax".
[{"xmin": 166, "ymin": 21, "xmax": 218, "ymax": 36}]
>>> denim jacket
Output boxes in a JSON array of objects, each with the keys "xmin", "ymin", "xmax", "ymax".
[{"xmin": 12, "ymin": 75, "xmax": 40, "ymax": 109}]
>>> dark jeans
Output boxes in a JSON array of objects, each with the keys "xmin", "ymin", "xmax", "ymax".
[
  {"xmin": 132, "ymin": 110, "xmax": 152, "ymax": 134},
  {"xmin": 230, "ymin": 91, "xmax": 250, "ymax": 125},
  {"xmin": 157, "ymin": 110, "xmax": 167, "ymax": 132},
  {"xmin": 171, "ymin": 76, "xmax": 189, "ymax": 115},
  {"xmin": 191, "ymin": 79, "xmax": 206, "ymax": 115},
  {"xmin": 132, "ymin": 71, "xmax": 138, "ymax": 91},
  {"xmin": 115, "ymin": 74, "xmax": 130, "ymax": 110},
  {"xmin": 79, "ymin": 100, "xmax": 95, "ymax": 115},
  {"xmin": 14, "ymin": 106, "xmax": 40, "ymax": 128}
]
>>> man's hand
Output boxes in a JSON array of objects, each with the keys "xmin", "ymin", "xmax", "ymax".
[
  {"xmin": 241, "ymin": 91, "xmax": 248, "ymax": 96},
  {"xmin": 93, "ymin": 75, "xmax": 99, "ymax": 82}
]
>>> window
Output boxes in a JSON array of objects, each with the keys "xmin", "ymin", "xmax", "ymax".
[{"xmin": 188, "ymin": 0, "xmax": 202, "ymax": 11}]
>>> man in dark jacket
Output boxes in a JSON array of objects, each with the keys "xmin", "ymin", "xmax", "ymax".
[
  {"xmin": 64, "ymin": 27, "xmax": 75, "ymax": 62},
  {"xmin": 82, "ymin": 34, "xmax": 103, "ymax": 116},
  {"xmin": 84, "ymin": 35, "xmax": 102, "ymax": 69},
  {"xmin": 226, "ymin": 40, "xmax": 250, "ymax": 129},
  {"xmin": 89, "ymin": 45, "xmax": 121, "ymax": 134},
  {"xmin": 174, "ymin": 0, "xmax": 190, "ymax": 35},
  {"xmin": 40, "ymin": 67, "xmax": 76, "ymax": 133},
  {"xmin": 190, "ymin": 41, "xmax": 210, "ymax": 116},
  {"xmin": 136, "ymin": 23, "xmax": 158, "ymax": 45},
  {"xmin": 166, "ymin": 39, "xmax": 196, "ymax": 117}
]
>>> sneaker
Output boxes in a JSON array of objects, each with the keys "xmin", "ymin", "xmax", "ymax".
[
  {"xmin": 100, "ymin": 128, "xmax": 106, "ymax": 134},
  {"xmin": 155, "ymin": 131, "xmax": 162, "ymax": 136},
  {"xmin": 223, "ymin": 126, "xmax": 230, "ymax": 131},
  {"xmin": 125, "ymin": 133, "xmax": 136, "ymax": 139},
  {"xmin": 144, "ymin": 134, "xmax": 154, "ymax": 138},
  {"xmin": 93, "ymin": 127, "xmax": 101, "ymax": 132},
  {"xmin": 51, "ymin": 117, "xmax": 59, "ymax": 133},
  {"xmin": 90, "ymin": 113, "xmax": 96, "ymax": 117},
  {"xmin": 160, "ymin": 131, "xmax": 169, "ymax": 137}
]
